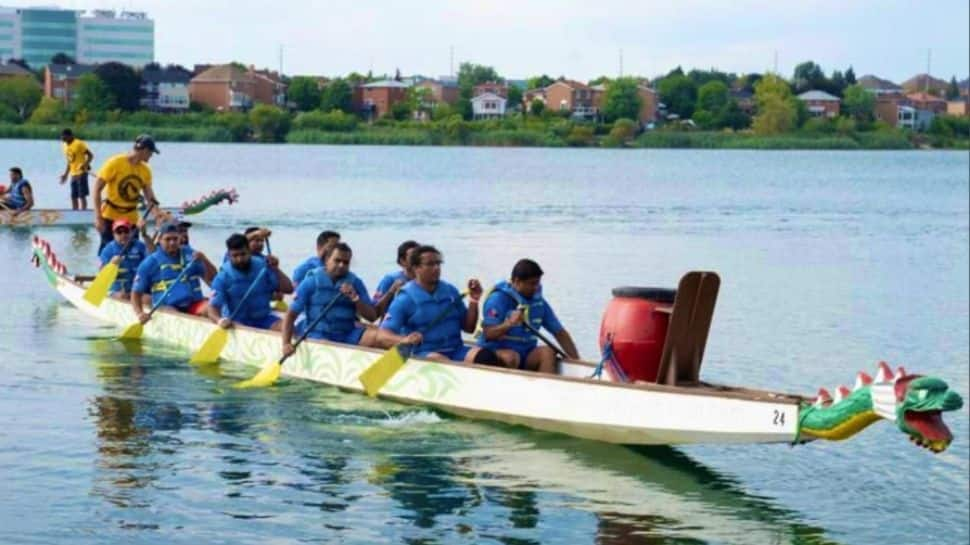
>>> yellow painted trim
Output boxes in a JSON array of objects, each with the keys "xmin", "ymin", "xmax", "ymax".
[{"xmin": 801, "ymin": 410, "xmax": 882, "ymax": 440}]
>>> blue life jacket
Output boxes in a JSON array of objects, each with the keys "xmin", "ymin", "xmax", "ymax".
[
  {"xmin": 395, "ymin": 280, "xmax": 465, "ymax": 354},
  {"xmin": 143, "ymin": 247, "xmax": 203, "ymax": 308},
  {"xmin": 5, "ymin": 178, "xmax": 29, "ymax": 208},
  {"xmin": 214, "ymin": 259, "xmax": 275, "ymax": 322},
  {"xmin": 477, "ymin": 281, "xmax": 552, "ymax": 351},
  {"xmin": 303, "ymin": 268, "xmax": 361, "ymax": 338},
  {"xmin": 100, "ymin": 239, "xmax": 148, "ymax": 294}
]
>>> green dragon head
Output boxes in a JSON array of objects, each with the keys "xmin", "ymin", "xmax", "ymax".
[{"xmin": 871, "ymin": 362, "xmax": 964, "ymax": 453}]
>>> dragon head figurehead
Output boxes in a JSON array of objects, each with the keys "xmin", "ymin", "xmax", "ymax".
[{"xmin": 885, "ymin": 373, "xmax": 963, "ymax": 453}]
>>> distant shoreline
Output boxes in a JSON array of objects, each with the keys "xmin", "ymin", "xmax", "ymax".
[{"xmin": 1, "ymin": 123, "xmax": 967, "ymax": 151}]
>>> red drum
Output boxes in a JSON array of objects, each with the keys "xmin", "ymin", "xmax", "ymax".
[{"xmin": 599, "ymin": 287, "xmax": 676, "ymax": 382}]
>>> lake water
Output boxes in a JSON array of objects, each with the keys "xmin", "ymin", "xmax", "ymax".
[{"xmin": 1, "ymin": 140, "xmax": 967, "ymax": 544}]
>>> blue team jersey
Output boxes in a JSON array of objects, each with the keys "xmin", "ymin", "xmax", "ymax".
[
  {"xmin": 381, "ymin": 280, "xmax": 466, "ymax": 355},
  {"xmin": 98, "ymin": 239, "xmax": 148, "ymax": 294},
  {"xmin": 209, "ymin": 259, "xmax": 280, "ymax": 325},
  {"xmin": 291, "ymin": 255, "xmax": 322, "ymax": 288},
  {"xmin": 372, "ymin": 270, "xmax": 408, "ymax": 305},
  {"xmin": 291, "ymin": 267, "xmax": 370, "ymax": 339},
  {"xmin": 477, "ymin": 280, "xmax": 563, "ymax": 352},
  {"xmin": 132, "ymin": 247, "xmax": 205, "ymax": 308}
]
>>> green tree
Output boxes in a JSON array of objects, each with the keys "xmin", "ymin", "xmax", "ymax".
[
  {"xmin": 27, "ymin": 96, "xmax": 64, "ymax": 124},
  {"xmin": 588, "ymin": 75, "xmax": 611, "ymax": 86},
  {"xmin": 526, "ymin": 74, "xmax": 554, "ymax": 89},
  {"xmin": 457, "ymin": 62, "xmax": 500, "ymax": 89},
  {"xmin": 529, "ymin": 98, "xmax": 545, "ymax": 117},
  {"xmin": 94, "ymin": 62, "xmax": 140, "ymax": 111},
  {"xmin": 752, "ymin": 74, "xmax": 797, "ymax": 135},
  {"xmin": 74, "ymin": 73, "xmax": 115, "ymax": 113},
  {"xmin": 389, "ymin": 99, "xmax": 412, "ymax": 120},
  {"xmin": 687, "ymin": 68, "xmax": 734, "ymax": 86},
  {"xmin": 320, "ymin": 79, "xmax": 354, "ymax": 113},
  {"xmin": 946, "ymin": 76, "xmax": 961, "ymax": 100},
  {"xmin": 609, "ymin": 118, "xmax": 638, "ymax": 142},
  {"xmin": 695, "ymin": 80, "xmax": 729, "ymax": 115},
  {"xmin": 715, "ymin": 100, "xmax": 751, "ymax": 130},
  {"xmin": 601, "ymin": 77, "xmax": 642, "ymax": 122},
  {"xmin": 0, "ymin": 76, "xmax": 43, "ymax": 121},
  {"xmin": 50, "ymin": 52, "xmax": 75, "ymax": 65},
  {"xmin": 248, "ymin": 104, "xmax": 289, "ymax": 142},
  {"xmin": 657, "ymin": 74, "xmax": 697, "ymax": 118},
  {"xmin": 506, "ymin": 86, "xmax": 523, "ymax": 112},
  {"xmin": 841, "ymin": 84, "xmax": 876, "ymax": 122},
  {"xmin": 829, "ymin": 70, "xmax": 846, "ymax": 96},
  {"xmin": 565, "ymin": 125, "xmax": 594, "ymax": 146},
  {"xmin": 287, "ymin": 76, "xmax": 322, "ymax": 111},
  {"xmin": 792, "ymin": 60, "xmax": 826, "ymax": 94},
  {"xmin": 845, "ymin": 66, "xmax": 857, "ymax": 85}
]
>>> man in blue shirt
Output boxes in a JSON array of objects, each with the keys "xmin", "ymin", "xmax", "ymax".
[
  {"xmin": 478, "ymin": 259, "xmax": 580, "ymax": 373},
  {"xmin": 131, "ymin": 222, "xmax": 217, "ymax": 320},
  {"xmin": 206, "ymin": 233, "xmax": 294, "ymax": 331},
  {"xmin": 0, "ymin": 167, "xmax": 34, "ymax": 213},
  {"xmin": 97, "ymin": 218, "xmax": 149, "ymax": 297},
  {"xmin": 291, "ymin": 230, "xmax": 341, "ymax": 289},
  {"xmin": 372, "ymin": 239, "xmax": 419, "ymax": 316},
  {"xmin": 282, "ymin": 242, "xmax": 379, "ymax": 355},
  {"xmin": 380, "ymin": 245, "xmax": 498, "ymax": 365}
]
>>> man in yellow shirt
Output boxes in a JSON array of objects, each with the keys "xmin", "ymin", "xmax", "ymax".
[
  {"xmin": 93, "ymin": 134, "xmax": 163, "ymax": 252},
  {"xmin": 59, "ymin": 129, "xmax": 94, "ymax": 211}
]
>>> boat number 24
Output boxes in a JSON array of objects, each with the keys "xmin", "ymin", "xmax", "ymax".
[{"xmin": 772, "ymin": 410, "xmax": 786, "ymax": 426}]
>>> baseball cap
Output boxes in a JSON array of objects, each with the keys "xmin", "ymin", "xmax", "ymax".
[
  {"xmin": 159, "ymin": 222, "xmax": 179, "ymax": 234},
  {"xmin": 174, "ymin": 213, "xmax": 192, "ymax": 229},
  {"xmin": 134, "ymin": 134, "xmax": 160, "ymax": 154},
  {"xmin": 112, "ymin": 218, "xmax": 133, "ymax": 231}
]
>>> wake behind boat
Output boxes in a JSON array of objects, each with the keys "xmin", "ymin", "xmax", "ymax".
[{"xmin": 30, "ymin": 236, "xmax": 963, "ymax": 451}]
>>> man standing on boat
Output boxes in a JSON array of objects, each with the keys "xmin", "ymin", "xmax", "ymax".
[
  {"xmin": 372, "ymin": 240, "xmax": 419, "ymax": 316},
  {"xmin": 93, "ymin": 134, "xmax": 163, "ymax": 253},
  {"xmin": 131, "ymin": 222, "xmax": 216, "ymax": 319},
  {"xmin": 0, "ymin": 167, "xmax": 34, "ymax": 213},
  {"xmin": 282, "ymin": 242, "xmax": 381, "ymax": 353},
  {"xmin": 207, "ymin": 233, "xmax": 293, "ymax": 331},
  {"xmin": 380, "ymin": 245, "xmax": 499, "ymax": 365},
  {"xmin": 477, "ymin": 259, "xmax": 579, "ymax": 373},
  {"xmin": 292, "ymin": 230, "xmax": 341, "ymax": 288},
  {"xmin": 59, "ymin": 129, "xmax": 93, "ymax": 211},
  {"xmin": 97, "ymin": 218, "xmax": 149, "ymax": 298}
]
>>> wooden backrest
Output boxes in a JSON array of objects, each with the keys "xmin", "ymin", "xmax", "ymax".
[{"xmin": 656, "ymin": 271, "xmax": 720, "ymax": 385}]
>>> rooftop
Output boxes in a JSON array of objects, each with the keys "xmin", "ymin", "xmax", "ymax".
[
  {"xmin": 47, "ymin": 63, "xmax": 97, "ymax": 77},
  {"xmin": 362, "ymin": 79, "xmax": 410, "ymax": 88},
  {"xmin": 797, "ymin": 90, "xmax": 840, "ymax": 101}
]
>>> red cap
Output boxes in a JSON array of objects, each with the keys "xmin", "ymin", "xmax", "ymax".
[{"xmin": 112, "ymin": 218, "xmax": 133, "ymax": 231}]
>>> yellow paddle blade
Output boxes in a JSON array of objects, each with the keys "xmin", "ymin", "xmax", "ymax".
[
  {"xmin": 118, "ymin": 321, "xmax": 143, "ymax": 340},
  {"xmin": 234, "ymin": 360, "xmax": 282, "ymax": 389},
  {"xmin": 189, "ymin": 327, "xmax": 228, "ymax": 365},
  {"xmin": 272, "ymin": 300, "xmax": 289, "ymax": 311},
  {"xmin": 359, "ymin": 345, "xmax": 407, "ymax": 397},
  {"xmin": 83, "ymin": 263, "xmax": 119, "ymax": 307}
]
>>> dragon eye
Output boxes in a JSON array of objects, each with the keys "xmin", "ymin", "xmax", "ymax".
[{"xmin": 918, "ymin": 390, "xmax": 928, "ymax": 401}]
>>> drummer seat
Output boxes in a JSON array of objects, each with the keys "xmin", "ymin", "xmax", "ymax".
[{"xmin": 655, "ymin": 271, "xmax": 720, "ymax": 386}]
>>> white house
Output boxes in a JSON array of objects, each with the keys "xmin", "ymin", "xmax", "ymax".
[
  {"xmin": 141, "ymin": 65, "xmax": 191, "ymax": 111},
  {"xmin": 471, "ymin": 92, "xmax": 506, "ymax": 120}
]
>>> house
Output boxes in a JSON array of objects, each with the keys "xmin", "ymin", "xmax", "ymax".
[
  {"xmin": 637, "ymin": 84, "xmax": 659, "ymax": 125},
  {"xmin": 857, "ymin": 75, "xmax": 903, "ymax": 96},
  {"xmin": 357, "ymin": 79, "xmax": 409, "ymax": 119},
  {"xmin": 796, "ymin": 90, "xmax": 840, "ymax": 118},
  {"xmin": 473, "ymin": 81, "xmax": 507, "ymax": 98},
  {"xmin": 413, "ymin": 78, "xmax": 459, "ymax": 107},
  {"xmin": 960, "ymin": 78, "xmax": 969, "ymax": 98},
  {"xmin": 0, "ymin": 62, "xmax": 33, "ymax": 80},
  {"xmin": 523, "ymin": 88, "xmax": 546, "ymax": 108},
  {"xmin": 545, "ymin": 79, "xmax": 599, "ymax": 120},
  {"xmin": 188, "ymin": 64, "xmax": 286, "ymax": 111},
  {"xmin": 875, "ymin": 95, "xmax": 912, "ymax": 126},
  {"xmin": 249, "ymin": 67, "xmax": 286, "ymax": 107},
  {"xmin": 471, "ymin": 92, "xmax": 506, "ymax": 119},
  {"xmin": 140, "ymin": 65, "xmax": 191, "ymax": 112},
  {"xmin": 946, "ymin": 99, "xmax": 969, "ymax": 117},
  {"xmin": 901, "ymin": 74, "xmax": 948, "ymax": 95},
  {"xmin": 906, "ymin": 92, "xmax": 947, "ymax": 114},
  {"xmin": 44, "ymin": 63, "xmax": 97, "ymax": 105}
]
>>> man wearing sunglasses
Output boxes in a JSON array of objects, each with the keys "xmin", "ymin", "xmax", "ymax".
[{"xmin": 96, "ymin": 218, "xmax": 149, "ymax": 297}]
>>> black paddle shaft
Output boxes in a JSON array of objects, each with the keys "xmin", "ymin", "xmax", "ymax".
[
  {"xmin": 281, "ymin": 290, "xmax": 344, "ymax": 365},
  {"xmin": 496, "ymin": 291, "xmax": 570, "ymax": 360}
]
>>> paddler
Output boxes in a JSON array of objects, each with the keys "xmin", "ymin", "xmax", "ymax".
[
  {"xmin": 97, "ymin": 218, "xmax": 149, "ymax": 297},
  {"xmin": 206, "ymin": 233, "xmax": 294, "ymax": 331},
  {"xmin": 130, "ymin": 222, "xmax": 216, "ymax": 320},
  {"xmin": 282, "ymin": 242, "xmax": 381, "ymax": 354},
  {"xmin": 59, "ymin": 128, "xmax": 94, "ymax": 211},
  {"xmin": 291, "ymin": 230, "xmax": 341, "ymax": 288},
  {"xmin": 92, "ymin": 134, "xmax": 163, "ymax": 253},
  {"xmin": 0, "ymin": 167, "xmax": 34, "ymax": 213},
  {"xmin": 372, "ymin": 239, "xmax": 419, "ymax": 316},
  {"xmin": 244, "ymin": 226, "xmax": 271, "ymax": 257},
  {"xmin": 477, "ymin": 258, "xmax": 579, "ymax": 373},
  {"xmin": 379, "ymin": 245, "xmax": 499, "ymax": 365}
]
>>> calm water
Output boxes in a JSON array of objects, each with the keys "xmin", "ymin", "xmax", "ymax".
[{"xmin": 0, "ymin": 140, "xmax": 967, "ymax": 545}]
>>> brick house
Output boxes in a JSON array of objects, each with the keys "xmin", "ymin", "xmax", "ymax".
[
  {"xmin": 473, "ymin": 81, "xmax": 507, "ymax": 98},
  {"xmin": 796, "ymin": 90, "xmax": 840, "ymax": 118},
  {"xmin": 44, "ymin": 63, "xmax": 97, "ymax": 105},
  {"xmin": 906, "ymin": 92, "xmax": 947, "ymax": 114},
  {"xmin": 637, "ymin": 84, "xmax": 659, "ymax": 125},
  {"xmin": 357, "ymin": 79, "xmax": 409, "ymax": 119},
  {"xmin": 874, "ymin": 94, "xmax": 911, "ymax": 126},
  {"xmin": 523, "ymin": 88, "xmax": 546, "ymax": 109},
  {"xmin": 189, "ymin": 64, "xmax": 286, "ymax": 111},
  {"xmin": 413, "ymin": 78, "xmax": 459, "ymax": 107},
  {"xmin": 545, "ymin": 79, "xmax": 599, "ymax": 120},
  {"xmin": 946, "ymin": 99, "xmax": 969, "ymax": 117}
]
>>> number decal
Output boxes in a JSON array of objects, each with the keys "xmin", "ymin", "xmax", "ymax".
[{"xmin": 772, "ymin": 410, "xmax": 786, "ymax": 426}]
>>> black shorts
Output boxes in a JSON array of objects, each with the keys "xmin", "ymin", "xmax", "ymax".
[{"xmin": 70, "ymin": 173, "xmax": 89, "ymax": 199}]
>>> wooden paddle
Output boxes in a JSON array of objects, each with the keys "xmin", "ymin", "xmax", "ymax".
[
  {"xmin": 189, "ymin": 266, "xmax": 269, "ymax": 365},
  {"xmin": 234, "ymin": 291, "xmax": 345, "ymax": 389},
  {"xmin": 83, "ymin": 205, "xmax": 155, "ymax": 306},
  {"xmin": 359, "ymin": 291, "xmax": 467, "ymax": 397},
  {"xmin": 118, "ymin": 257, "xmax": 197, "ymax": 340}
]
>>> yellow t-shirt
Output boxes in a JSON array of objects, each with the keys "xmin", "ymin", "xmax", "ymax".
[
  {"xmin": 63, "ymin": 139, "xmax": 91, "ymax": 176},
  {"xmin": 96, "ymin": 153, "xmax": 153, "ymax": 222}
]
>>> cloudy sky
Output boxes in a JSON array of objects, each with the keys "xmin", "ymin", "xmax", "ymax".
[{"xmin": 11, "ymin": 0, "xmax": 970, "ymax": 82}]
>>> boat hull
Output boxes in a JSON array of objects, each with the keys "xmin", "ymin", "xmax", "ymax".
[{"xmin": 1, "ymin": 207, "xmax": 181, "ymax": 227}]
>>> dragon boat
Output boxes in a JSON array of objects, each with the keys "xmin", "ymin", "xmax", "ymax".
[
  {"xmin": 30, "ymin": 236, "xmax": 963, "ymax": 452},
  {"xmin": 1, "ymin": 188, "xmax": 238, "ymax": 227}
]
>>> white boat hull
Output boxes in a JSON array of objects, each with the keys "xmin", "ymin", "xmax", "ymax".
[{"xmin": 1, "ymin": 207, "xmax": 182, "ymax": 227}]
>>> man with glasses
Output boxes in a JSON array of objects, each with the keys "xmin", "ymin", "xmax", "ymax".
[{"xmin": 380, "ymin": 245, "xmax": 499, "ymax": 365}]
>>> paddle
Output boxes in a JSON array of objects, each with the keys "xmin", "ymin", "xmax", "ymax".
[
  {"xmin": 83, "ymin": 205, "xmax": 155, "ymax": 306},
  {"xmin": 359, "ymin": 291, "xmax": 467, "ymax": 397},
  {"xmin": 264, "ymin": 236, "xmax": 289, "ymax": 312},
  {"xmin": 517, "ymin": 304, "xmax": 570, "ymax": 360},
  {"xmin": 234, "ymin": 290, "xmax": 345, "ymax": 389},
  {"xmin": 189, "ymin": 266, "xmax": 269, "ymax": 365},
  {"xmin": 118, "ymin": 257, "xmax": 197, "ymax": 340}
]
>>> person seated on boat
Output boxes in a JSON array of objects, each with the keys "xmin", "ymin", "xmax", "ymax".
[
  {"xmin": 131, "ymin": 222, "xmax": 217, "ymax": 320},
  {"xmin": 292, "ymin": 230, "xmax": 341, "ymax": 288},
  {"xmin": 207, "ymin": 233, "xmax": 294, "ymax": 331},
  {"xmin": 0, "ymin": 167, "xmax": 34, "ymax": 213},
  {"xmin": 477, "ymin": 259, "xmax": 580, "ymax": 373},
  {"xmin": 372, "ymin": 240, "xmax": 419, "ymax": 317},
  {"xmin": 282, "ymin": 242, "xmax": 380, "ymax": 355},
  {"xmin": 93, "ymin": 134, "xmax": 163, "ymax": 253},
  {"xmin": 379, "ymin": 245, "xmax": 499, "ymax": 365},
  {"xmin": 176, "ymin": 216, "xmax": 193, "ymax": 250},
  {"xmin": 245, "ymin": 226, "xmax": 271, "ymax": 258},
  {"xmin": 97, "ymin": 218, "xmax": 149, "ymax": 298}
]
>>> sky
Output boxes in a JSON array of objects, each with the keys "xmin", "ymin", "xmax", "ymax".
[{"xmin": 8, "ymin": 0, "xmax": 970, "ymax": 83}]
